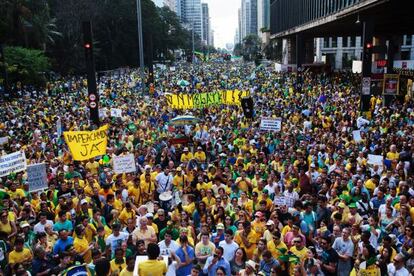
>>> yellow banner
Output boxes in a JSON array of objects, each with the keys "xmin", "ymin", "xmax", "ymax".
[
  {"xmin": 63, "ymin": 125, "xmax": 108, "ymax": 161},
  {"xmin": 165, "ymin": 90, "xmax": 250, "ymax": 109}
]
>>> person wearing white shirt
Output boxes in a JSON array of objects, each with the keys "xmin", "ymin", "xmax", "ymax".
[
  {"xmin": 155, "ymin": 168, "xmax": 173, "ymax": 194},
  {"xmin": 33, "ymin": 212, "xmax": 54, "ymax": 234},
  {"xmin": 387, "ymin": 253, "xmax": 409, "ymax": 276},
  {"xmin": 159, "ymin": 230, "xmax": 180, "ymax": 256},
  {"xmin": 218, "ymin": 229, "xmax": 239, "ymax": 262},
  {"xmin": 283, "ymin": 186, "xmax": 299, "ymax": 208}
]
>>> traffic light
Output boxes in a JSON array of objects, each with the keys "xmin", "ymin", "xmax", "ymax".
[
  {"xmin": 82, "ymin": 21, "xmax": 99, "ymax": 126},
  {"xmin": 363, "ymin": 42, "xmax": 373, "ymax": 63}
]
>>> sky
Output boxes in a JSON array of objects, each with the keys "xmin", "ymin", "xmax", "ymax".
[{"xmin": 204, "ymin": 0, "xmax": 239, "ymax": 49}]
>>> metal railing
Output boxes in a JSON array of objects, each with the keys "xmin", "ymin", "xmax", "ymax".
[{"xmin": 270, "ymin": 0, "xmax": 364, "ymax": 35}]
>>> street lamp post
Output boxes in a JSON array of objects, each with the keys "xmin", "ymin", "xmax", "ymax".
[{"xmin": 136, "ymin": 0, "xmax": 145, "ymax": 94}]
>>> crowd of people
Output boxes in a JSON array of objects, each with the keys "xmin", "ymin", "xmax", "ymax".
[{"xmin": 0, "ymin": 60, "xmax": 414, "ymax": 276}]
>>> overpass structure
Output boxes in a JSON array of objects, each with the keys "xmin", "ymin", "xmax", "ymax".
[{"xmin": 269, "ymin": 0, "xmax": 414, "ymax": 110}]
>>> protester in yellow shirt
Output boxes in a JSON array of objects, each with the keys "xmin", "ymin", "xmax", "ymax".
[
  {"xmin": 119, "ymin": 203, "xmax": 136, "ymax": 225},
  {"xmin": 235, "ymin": 171, "xmax": 252, "ymax": 192},
  {"xmin": 234, "ymin": 221, "xmax": 258, "ymax": 259},
  {"xmin": 267, "ymin": 231, "xmax": 288, "ymax": 259},
  {"xmin": 194, "ymin": 146, "xmax": 206, "ymax": 163},
  {"xmin": 180, "ymin": 147, "xmax": 193, "ymax": 163},
  {"xmin": 172, "ymin": 167, "xmax": 187, "ymax": 190},
  {"xmin": 8, "ymin": 237, "xmax": 33, "ymax": 266},
  {"xmin": 85, "ymin": 158, "xmax": 99, "ymax": 175},
  {"xmin": 110, "ymin": 248, "xmax": 127, "ymax": 275},
  {"xmin": 73, "ymin": 225, "xmax": 93, "ymax": 263},
  {"xmin": 251, "ymin": 212, "xmax": 266, "ymax": 236},
  {"xmin": 138, "ymin": 243, "xmax": 167, "ymax": 276},
  {"xmin": 120, "ymin": 255, "xmax": 136, "ymax": 276}
]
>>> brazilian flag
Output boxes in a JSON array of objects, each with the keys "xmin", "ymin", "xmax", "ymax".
[{"xmin": 61, "ymin": 265, "xmax": 92, "ymax": 276}]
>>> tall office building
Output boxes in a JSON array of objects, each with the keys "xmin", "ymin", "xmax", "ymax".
[
  {"xmin": 240, "ymin": 0, "xmax": 257, "ymax": 40},
  {"xmin": 209, "ymin": 29, "xmax": 215, "ymax": 47},
  {"xmin": 257, "ymin": 0, "xmax": 270, "ymax": 34},
  {"xmin": 175, "ymin": 0, "xmax": 203, "ymax": 40},
  {"xmin": 201, "ymin": 3, "xmax": 210, "ymax": 45}
]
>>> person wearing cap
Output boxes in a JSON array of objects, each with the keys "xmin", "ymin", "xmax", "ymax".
[
  {"xmin": 172, "ymin": 166, "xmax": 187, "ymax": 191},
  {"xmin": 140, "ymin": 164, "xmax": 153, "ymax": 182},
  {"xmin": 211, "ymin": 223, "xmax": 226, "ymax": 247},
  {"xmin": 177, "ymin": 227, "xmax": 195, "ymax": 247},
  {"xmin": 194, "ymin": 146, "xmax": 206, "ymax": 163},
  {"xmin": 180, "ymin": 147, "xmax": 193, "ymax": 163},
  {"xmin": 239, "ymin": 259, "xmax": 257, "ymax": 276},
  {"xmin": 252, "ymin": 212, "xmax": 266, "ymax": 237},
  {"xmin": 346, "ymin": 203, "xmax": 363, "ymax": 225}
]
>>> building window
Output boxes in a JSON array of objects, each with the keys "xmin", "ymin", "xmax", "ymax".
[
  {"xmin": 342, "ymin": 37, "xmax": 348, "ymax": 47},
  {"xmin": 331, "ymin": 37, "xmax": 337, "ymax": 48},
  {"xmin": 406, "ymin": 35, "xmax": 412, "ymax": 45},
  {"xmin": 324, "ymin": 37, "xmax": 329, "ymax": 48},
  {"xmin": 350, "ymin": 36, "xmax": 356, "ymax": 47}
]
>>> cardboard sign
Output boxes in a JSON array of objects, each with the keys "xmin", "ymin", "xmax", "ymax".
[
  {"xmin": 0, "ymin": 137, "xmax": 8, "ymax": 145},
  {"xmin": 260, "ymin": 118, "xmax": 282, "ymax": 132},
  {"xmin": 56, "ymin": 118, "xmax": 62, "ymax": 137},
  {"xmin": 27, "ymin": 163, "xmax": 48, "ymax": 192},
  {"xmin": 113, "ymin": 154, "xmax": 136, "ymax": 174},
  {"xmin": 367, "ymin": 154, "xmax": 383, "ymax": 167},
  {"xmin": 110, "ymin": 108, "xmax": 122, "ymax": 118},
  {"xmin": 0, "ymin": 151, "xmax": 27, "ymax": 177},
  {"xmin": 63, "ymin": 125, "xmax": 108, "ymax": 161},
  {"xmin": 99, "ymin": 108, "xmax": 108, "ymax": 118},
  {"xmin": 352, "ymin": 130, "xmax": 362, "ymax": 143},
  {"xmin": 274, "ymin": 196, "xmax": 286, "ymax": 206}
]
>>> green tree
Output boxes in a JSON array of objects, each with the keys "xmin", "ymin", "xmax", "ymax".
[
  {"xmin": 242, "ymin": 34, "xmax": 261, "ymax": 61},
  {"xmin": 2, "ymin": 46, "xmax": 50, "ymax": 86}
]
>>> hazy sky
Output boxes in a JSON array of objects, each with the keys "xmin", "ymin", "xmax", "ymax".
[{"xmin": 204, "ymin": 0, "xmax": 239, "ymax": 49}]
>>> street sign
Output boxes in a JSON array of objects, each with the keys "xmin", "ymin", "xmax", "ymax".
[{"xmin": 362, "ymin": 77, "xmax": 371, "ymax": 95}]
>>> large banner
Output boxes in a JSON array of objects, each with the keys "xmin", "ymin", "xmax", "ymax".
[
  {"xmin": 27, "ymin": 163, "xmax": 48, "ymax": 192},
  {"xmin": 166, "ymin": 90, "xmax": 250, "ymax": 109},
  {"xmin": 0, "ymin": 151, "xmax": 27, "ymax": 177},
  {"xmin": 63, "ymin": 125, "xmax": 108, "ymax": 161},
  {"xmin": 113, "ymin": 154, "xmax": 136, "ymax": 174}
]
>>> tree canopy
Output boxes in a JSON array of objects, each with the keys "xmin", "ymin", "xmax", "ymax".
[{"xmin": 0, "ymin": 0, "xmax": 203, "ymax": 76}]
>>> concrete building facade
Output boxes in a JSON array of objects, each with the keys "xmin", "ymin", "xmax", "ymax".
[{"xmin": 316, "ymin": 35, "xmax": 414, "ymax": 70}]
